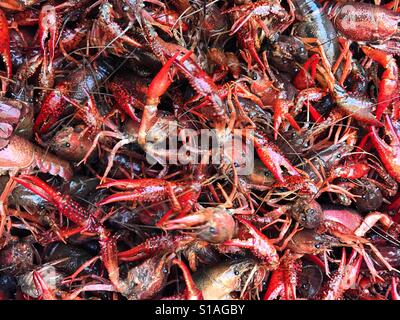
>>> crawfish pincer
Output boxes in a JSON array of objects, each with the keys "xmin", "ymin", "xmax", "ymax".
[{"xmin": 370, "ymin": 115, "xmax": 400, "ymax": 183}]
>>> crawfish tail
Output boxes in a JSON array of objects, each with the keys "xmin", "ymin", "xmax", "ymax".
[{"xmin": 32, "ymin": 144, "xmax": 73, "ymax": 180}]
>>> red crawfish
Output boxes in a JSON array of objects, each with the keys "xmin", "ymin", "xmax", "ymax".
[
  {"xmin": 370, "ymin": 115, "xmax": 400, "ymax": 183},
  {"xmin": 34, "ymin": 59, "xmax": 114, "ymax": 135},
  {"xmin": 161, "ymin": 207, "xmax": 280, "ymax": 269},
  {"xmin": 97, "ymin": 177, "xmax": 204, "ymax": 223},
  {"xmin": 11, "ymin": 174, "xmax": 144, "ymax": 298}
]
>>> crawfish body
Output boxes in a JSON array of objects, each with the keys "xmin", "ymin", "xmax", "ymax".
[{"xmin": 292, "ymin": 0, "xmax": 340, "ymax": 69}]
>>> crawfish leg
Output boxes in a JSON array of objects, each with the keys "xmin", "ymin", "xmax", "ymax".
[
  {"xmin": 362, "ymin": 47, "xmax": 399, "ymax": 120},
  {"xmin": 100, "ymin": 236, "xmax": 129, "ymax": 296},
  {"xmin": 173, "ymin": 258, "xmax": 203, "ymax": 300},
  {"xmin": 0, "ymin": 177, "xmax": 16, "ymax": 240},
  {"xmin": 370, "ymin": 115, "xmax": 400, "ymax": 182}
]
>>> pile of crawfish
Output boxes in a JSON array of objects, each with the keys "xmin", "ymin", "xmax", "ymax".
[{"xmin": 0, "ymin": 0, "xmax": 399, "ymax": 301}]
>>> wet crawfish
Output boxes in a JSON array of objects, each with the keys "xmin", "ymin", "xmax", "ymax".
[{"xmin": 34, "ymin": 59, "xmax": 114, "ymax": 135}]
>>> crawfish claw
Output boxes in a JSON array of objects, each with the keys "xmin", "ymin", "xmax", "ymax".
[
  {"xmin": 13, "ymin": 175, "xmax": 57, "ymax": 204},
  {"xmin": 370, "ymin": 115, "xmax": 400, "ymax": 182},
  {"xmin": 253, "ymin": 132, "xmax": 301, "ymax": 184},
  {"xmin": 14, "ymin": 175, "xmax": 97, "ymax": 231}
]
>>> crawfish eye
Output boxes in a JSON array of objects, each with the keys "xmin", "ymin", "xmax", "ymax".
[
  {"xmin": 122, "ymin": 5, "xmax": 129, "ymax": 11},
  {"xmin": 251, "ymin": 72, "xmax": 258, "ymax": 80},
  {"xmin": 307, "ymin": 208, "xmax": 315, "ymax": 216},
  {"xmin": 234, "ymin": 268, "xmax": 240, "ymax": 276},
  {"xmin": 314, "ymin": 243, "xmax": 321, "ymax": 249},
  {"xmin": 301, "ymin": 215, "xmax": 307, "ymax": 222},
  {"xmin": 336, "ymin": 153, "xmax": 341, "ymax": 159},
  {"xmin": 209, "ymin": 226, "xmax": 216, "ymax": 234},
  {"xmin": 162, "ymin": 268, "xmax": 168, "ymax": 274},
  {"xmin": 64, "ymin": 142, "xmax": 70, "ymax": 148},
  {"xmin": 262, "ymin": 281, "xmax": 267, "ymax": 287}
]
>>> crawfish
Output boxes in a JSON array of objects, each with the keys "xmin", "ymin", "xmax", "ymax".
[
  {"xmin": 266, "ymin": 35, "xmax": 308, "ymax": 75},
  {"xmin": 192, "ymin": 259, "xmax": 267, "ymax": 300},
  {"xmin": 323, "ymin": 0, "xmax": 400, "ymax": 120},
  {"xmin": 297, "ymin": 261, "xmax": 324, "ymax": 299},
  {"xmin": 108, "ymin": 252, "xmax": 172, "ymax": 300},
  {"xmin": 226, "ymin": 0, "xmax": 289, "ymax": 71},
  {"xmin": 141, "ymin": 20, "xmax": 229, "ymax": 143},
  {"xmin": 370, "ymin": 115, "xmax": 400, "ymax": 183},
  {"xmin": 34, "ymin": 59, "xmax": 114, "ymax": 135},
  {"xmin": 324, "ymin": 1, "xmax": 400, "ymax": 48},
  {"xmin": 294, "ymin": 0, "xmax": 399, "ymax": 122},
  {"xmin": 162, "ymin": 207, "xmax": 281, "ymax": 268},
  {"xmin": 49, "ymin": 126, "xmax": 97, "ymax": 162},
  {"xmin": 317, "ymin": 249, "xmax": 363, "ymax": 300},
  {"xmin": 90, "ymin": 2, "xmax": 143, "ymax": 57},
  {"xmin": 96, "ymin": 164, "xmax": 206, "ymax": 224},
  {"xmin": 11, "ymin": 174, "xmax": 141, "ymax": 298},
  {"xmin": 18, "ymin": 265, "xmax": 65, "ymax": 299},
  {"xmin": 292, "ymin": 0, "xmax": 340, "ymax": 74},
  {"xmin": 298, "ymin": 204, "xmax": 399, "ymax": 278},
  {"xmin": 44, "ymin": 242, "xmax": 99, "ymax": 275},
  {"xmin": 0, "ymin": 238, "xmax": 34, "ymax": 275}
]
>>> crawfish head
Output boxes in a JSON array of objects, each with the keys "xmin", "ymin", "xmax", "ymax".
[
  {"xmin": 352, "ymin": 180, "xmax": 383, "ymax": 213},
  {"xmin": 276, "ymin": 127, "xmax": 314, "ymax": 162},
  {"xmin": 239, "ymin": 159, "xmax": 275, "ymax": 190},
  {"xmin": 303, "ymin": 142, "xmax": 354, "ymax": 179},
  {"xmin": 163, "ymin": 207, "xmax": 236, "ymax": 244},
  {"xmin": 297, "ymin": 262, "xmax": 324, "ymax": 299},
  {"xmin": 192, "ymin": 259, "xmax": 262, "ymax": 300},
  {"xmin": 49, "ymin": 126, "xmax": 93, "ymax": 162},
  {"xmin": 0, "ymin": 239, "xmax": 34, "ymax": 276},
  {"xmin": 288, "ymin": 229, "xmax": 340, "ymax": 255},
  {"xmin": 43, "ymin": 243, "xmax": 100, "ymax": 276},
  {"xmin": 125, "ymin": 253, "xmax": 171, "ymax": 300},
  {"xmin": 17, "ymin": 265, "xmax": 64, "ymax": 299},
  {"xmin": 290, "ymin": 198, "xmax": 323, "ymax": 229},
  {"xmin": 266, "ymin": 35, "xmax": 307, "ymax": 75}
]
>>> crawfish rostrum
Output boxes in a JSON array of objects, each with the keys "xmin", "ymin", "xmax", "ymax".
[{"xmin": 0, "ymin": 0, "xmax": 398, "ymax": 300}]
